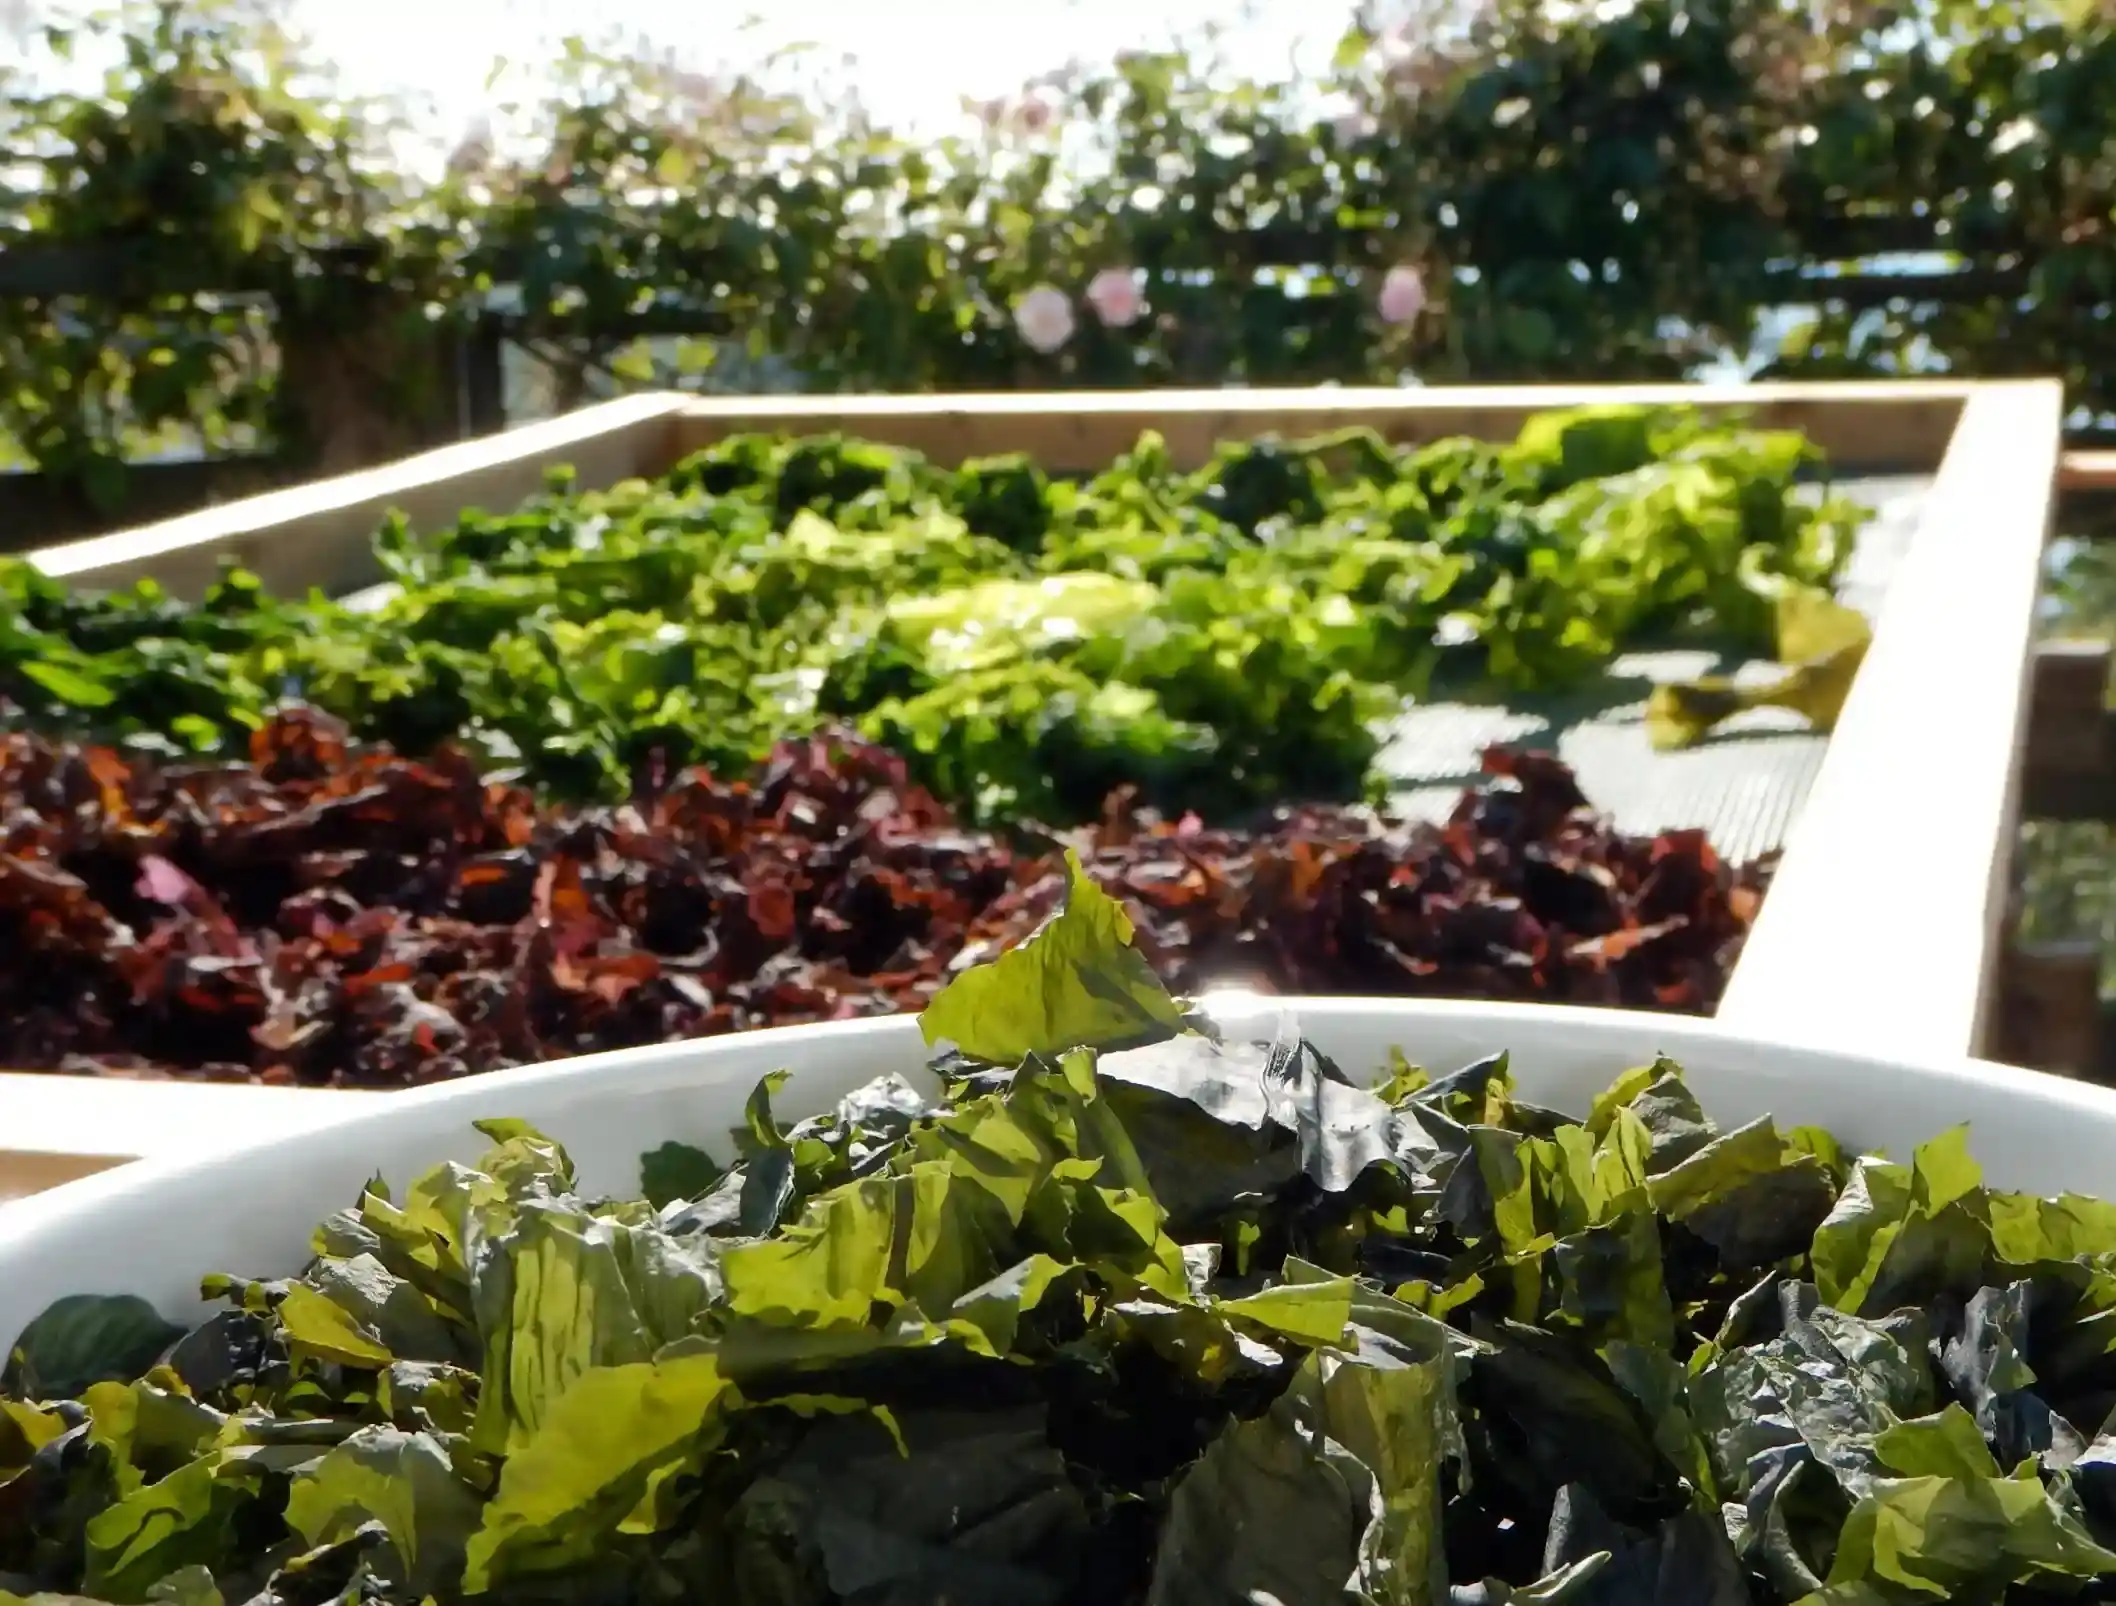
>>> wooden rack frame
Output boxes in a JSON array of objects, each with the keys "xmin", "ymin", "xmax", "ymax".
[{"xmin": 0, "ymin": 379, "xmax": 2066, "ymax": 1198}]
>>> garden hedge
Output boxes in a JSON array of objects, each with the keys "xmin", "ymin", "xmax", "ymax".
[{"xmin": 0, "ymin": 0, "xmax": 2111, "ymax": 511}]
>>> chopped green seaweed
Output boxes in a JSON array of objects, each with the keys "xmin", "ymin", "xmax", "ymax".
[
  {"xmin": 0, "ymin": 406, "xmax": 1867, "ymax": 822},
  {"xmin": 15, "ymin": 859, "xmax": 2105, "ymax": 1605}
]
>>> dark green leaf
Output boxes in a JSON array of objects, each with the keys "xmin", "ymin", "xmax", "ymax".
[
  {"xmin": 13, "ymin": 927, "xmax": 2116, "ymax": 1605},
  {"xmin": 639, "ymin": 1141, "xmax": 722, "ymax": 1210},
  {"xmin": 282, "ymin": 1425, "xmax": 483, "ymax": 1594},
  {"xmin": 918, "ymin": 848, "xmax": 1184, "ymax": 1063},
  {"xmin": 724, "ymin": 1405, "xmax": 1089, "ymax": 1606},
  {"xmin": 1147, "ymin": 1341, "xmax": 1453, "ymax": 1606},
  {"xmin": 5, "ymin": 1295, "xmax": 186, "ymax": 1401}
]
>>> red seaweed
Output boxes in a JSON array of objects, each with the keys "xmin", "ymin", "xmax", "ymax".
[{"xmin": 0, "ymin": 708, "xmax": 1770, "ymax": 1086}]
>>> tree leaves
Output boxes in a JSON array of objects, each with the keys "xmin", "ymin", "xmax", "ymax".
[{"xmin": 20, "ymin": 0, "xmax": 2116, "ymax": 508}]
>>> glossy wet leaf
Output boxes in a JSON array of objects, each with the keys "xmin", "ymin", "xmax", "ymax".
[
  {"xmin": 919, "ymin": 849, "xmax": 1185, "ymax": 1062},
  {"xmin": 4, "ymin": 1296, "xmax": 185, "ymax": 1402},
  {"xmin": 282, "ymin": 1426, "xmax": 483, "ymax": 1594},
  {"xmin": 11, "ymin": 916, "xmax": 2116, "ymax": 1604}
]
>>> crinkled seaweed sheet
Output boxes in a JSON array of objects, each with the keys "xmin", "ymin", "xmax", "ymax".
[
  {"xmin": 1380, "ymin": 475, "xmax": 1932, "ymax": 864},
  {"xmin": 337, "ymin": 475, "xmax": 1932, "ymax": 863}
]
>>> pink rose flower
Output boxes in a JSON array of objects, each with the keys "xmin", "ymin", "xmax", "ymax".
[
  {"xmin": 1014, "ymin": 284, "xmax": 1076, "ymax": 353},
  {"xmin": 1335, "ymin": 107, "xmax": 1379, "ymax": 144},
  {"xmin": 1016, "ymin": 91, "xmax": 1055, "ymax": 134},
  {"xmin": 446, "ymin": 116, "xmax": 495, "ymax": 176},
  {"xmin": 1085, "ymin": 267, "xmax": 1146, "ymax": 329},
  {"xmin": 1378, "ymin": 264, "xmax": 1427, "ymax": 325}
]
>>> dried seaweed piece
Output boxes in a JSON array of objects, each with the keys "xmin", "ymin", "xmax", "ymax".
[{"xmin": 0, "ymin": 710, "xmax": 1769, "ymax": 1085}]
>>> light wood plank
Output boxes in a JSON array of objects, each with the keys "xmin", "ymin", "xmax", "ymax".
[
  {"xmin": 0, "ymin": 1151, "xmax": 127, "ymax": 1204},
  {"xmin": 28, "ymin": 393, "xmax": 694, "ymax": 600},
  {"xmin": 1718, "ymin": 380, "xmax": 2066, "ymax": 1062},
  {"xmin": 673, "ymin": 380, "xmax": 1971, "ymax": 475}
]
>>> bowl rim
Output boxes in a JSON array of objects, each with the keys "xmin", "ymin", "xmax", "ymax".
[{"xmin": 0, "ymin": 992, "xmax": 2102, "ymax": 1260}]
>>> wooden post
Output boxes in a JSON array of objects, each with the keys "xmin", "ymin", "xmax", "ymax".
[
  {"xmin": 1992, "ymin": 939, "xmax": 2106, "ymax": 1081},
  {"xmin": 275, "ymin": 281, "xmax": 470, "ymax": 476},
  {"xmin": 1996, "ymin": 640, "xmax": 2114, "ymax": 1078},
  {"xmin": 2021, "ymin": 642, "xmax": 2116, "ymax": 821},
  {"xmin": 457, "ymin": 318, "xmax": 509, "ymax": 437}
]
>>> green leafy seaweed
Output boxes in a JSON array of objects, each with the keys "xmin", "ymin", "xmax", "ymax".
[
  {"xmin": 13, "ymin": 861, "xmax": 2116, "ymax": 1605},
  {"xmin": 0, "ymin": 407, "xmax": 1867, "ymax": 824},
  {"xmin": 918, "ymin": 848, "xmax": 1186, "ymax": 1063}
]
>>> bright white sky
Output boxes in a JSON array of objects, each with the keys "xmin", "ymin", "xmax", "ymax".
[{"xmin": 270, "ymin": 0, "xmax": 1341, "ymax": 144}]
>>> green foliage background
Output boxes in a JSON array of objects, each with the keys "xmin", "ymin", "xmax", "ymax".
[{"xmin": 2, "ymin": 0, "xmax": 2114, "ymax": 507}]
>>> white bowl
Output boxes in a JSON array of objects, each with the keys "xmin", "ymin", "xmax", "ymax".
[{"xmin": 1, "ymin": 993, "xmax": 2108, "ymax": 1345}]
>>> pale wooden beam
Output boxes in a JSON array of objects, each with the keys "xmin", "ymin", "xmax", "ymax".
[{"xmin": 1718, "ymin": 380, "xmax": 2066, "ymax": 1064}]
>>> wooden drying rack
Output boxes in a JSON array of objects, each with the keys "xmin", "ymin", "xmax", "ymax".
[{"xmin": 0, "ymin": 380, "xmax": 2068, "ymax": 1197}]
